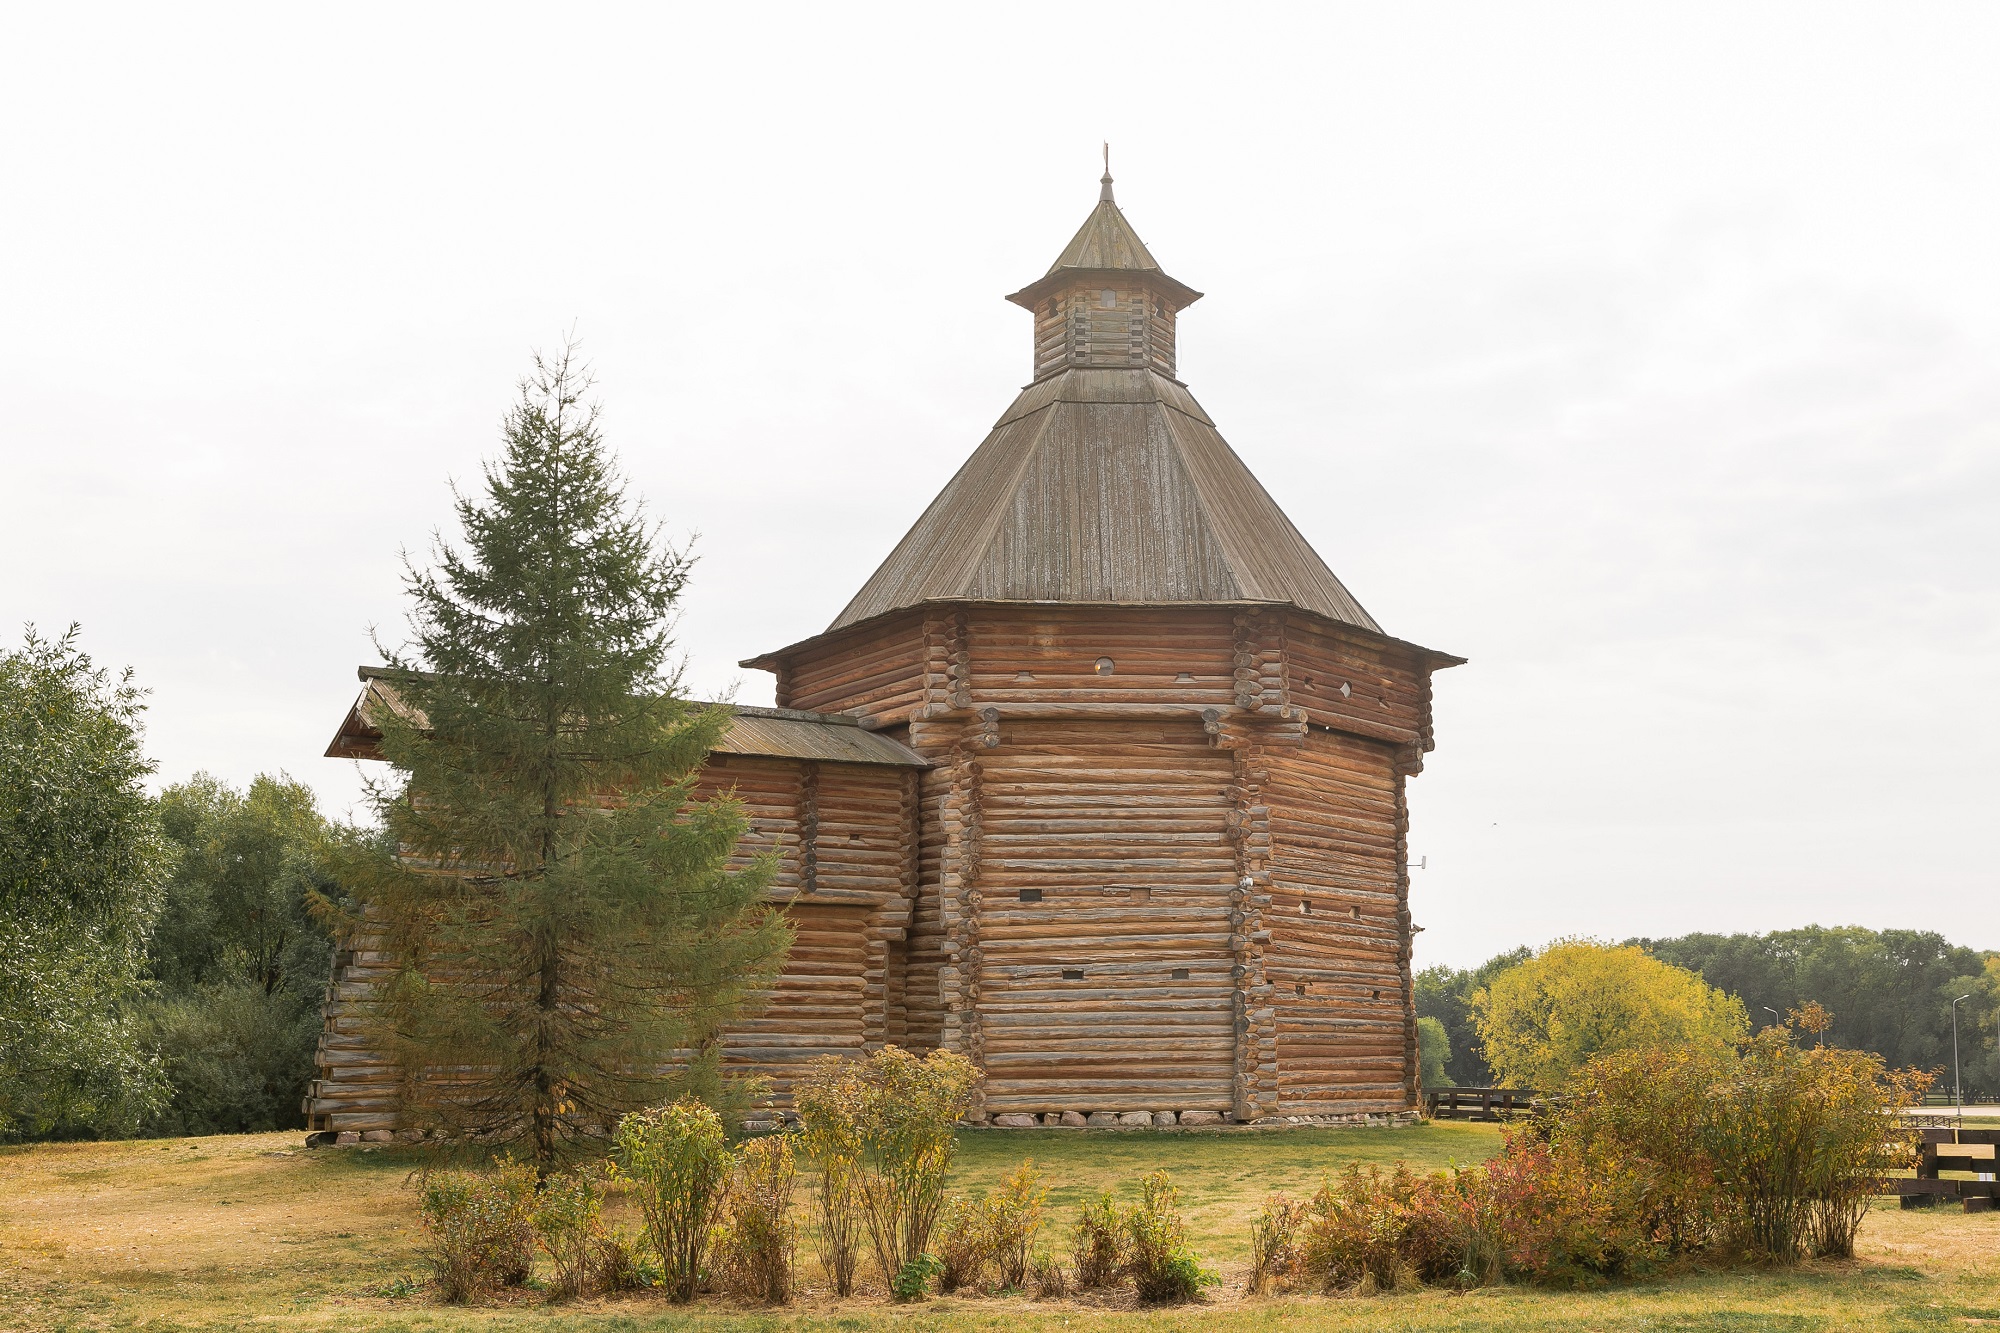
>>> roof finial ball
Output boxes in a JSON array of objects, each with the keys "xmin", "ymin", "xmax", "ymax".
[{"xmin": 1100, "ymin": 141, "xmax": 1114, "ymax": 202}]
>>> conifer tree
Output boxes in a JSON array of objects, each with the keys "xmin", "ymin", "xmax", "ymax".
[{"xmin": 341, "ymin": 343, "xmax": 788, "ymax": 1171}]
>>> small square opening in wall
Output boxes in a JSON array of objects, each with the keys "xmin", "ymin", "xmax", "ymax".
[
  {"xmin": 1301, "ymin": 899, "xmax": 1313, "ymax": 915},
  {"xmin": 1019, "ymin": 888, "xmax": 1043, "ymax": 903},
  {"xmin": 1062, "ymin": 968, "xmax": 1085, "ymax": 981},
  {"xmin": 1350, "ymin": 905, "xmax": 1362, "ymax": 919},
  {"xmin": 1372, "ymin": 989, "xmax": 1382, "ymax": 1000},
  {"xmin": 1172, "ymin": 967, "xmax": 1189, "ymax": 980},
  {"xmin": 1129, "ymin": 886, "xmax": 1151, "ymax": 903},
  {"xmin": 1295, "ymin": 983, "xmax": 1308, "ymax": 997}
]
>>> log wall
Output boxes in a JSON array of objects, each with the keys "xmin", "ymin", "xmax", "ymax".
[
  {"xmin": 1260, "ymin": 728, "xmax": 1415, "ymax": 1114},
  {"xmin": 304, "ymin": 752, "xmax": 921, "ymax": 1133},
  {"xmin": 308, "ymin": 604, "xmax": 1444, "ymax": 1132},
  {"xmin": 964, "ymin": 717, "xmax": 1237, "ymax": 1114},
  {"xmin": 770, "ymin": 602, "xmax": 1440, "ymax": 1122}
]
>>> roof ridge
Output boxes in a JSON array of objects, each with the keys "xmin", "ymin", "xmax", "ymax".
[
  {"xmin": 825, "ymin": 389, "xmax": 1061, "ymax": 631},
  {"xmin": 1159, "ymin": 408, "xmax": 1383, "ymax": 632}
]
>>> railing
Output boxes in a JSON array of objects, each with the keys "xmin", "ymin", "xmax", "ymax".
[
  {"xmin": 1898, "ymin": 1128, "xmax": 1998, "ymax": 1214},
  {"xmin": 1424, "ymin": 1086, "xmax": 1539, "ymax": 1121}
]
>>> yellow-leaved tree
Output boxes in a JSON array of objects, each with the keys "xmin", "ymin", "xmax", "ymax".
[{"xmin": 1472, "ymin": 938, "xmax": 1747, "ymax": 1089}]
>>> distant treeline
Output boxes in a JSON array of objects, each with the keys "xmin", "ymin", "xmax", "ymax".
[{"xmin": 1419, "ymin": 928, "xmax": 2000, "ymax": 1094}]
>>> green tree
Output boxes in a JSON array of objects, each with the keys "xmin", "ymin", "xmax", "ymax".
[
  {"xmin": 1637, "ymin": 926, "xmax": 2000, "ymax": 1096},
  {"xmin": 1414, "ymin": 945, "xmax": 1530, "ymax": 1086},
  {"xmin": 1473, "ymin": 938, "xmax": 1747, "ymax": 1090},
  {"xmin": 143, "ymin": 773, "xmax": 337, "ymax": 1134},
  {"xmin": 0, "ymin": 626, "xmax": 168, "ymax": 1138},
  {"xmin": 337, "ymin": 343, "xmax": 789, "ymax": 1173},
  {"xmin": 1416, "ymin": 1015, "xmax": 1450, "ymax": 1092}
]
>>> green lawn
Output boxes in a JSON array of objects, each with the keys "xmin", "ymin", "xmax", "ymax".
[{"xmin": 1, "ymin": 1123, "xmax": 1994, "ymax": 1332}]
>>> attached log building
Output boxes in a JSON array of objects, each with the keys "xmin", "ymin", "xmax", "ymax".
[{"xmin": 309, "ymin": 169, "xmax": 1461, "ymax": 1133}]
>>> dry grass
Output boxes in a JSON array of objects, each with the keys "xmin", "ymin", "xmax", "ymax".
[{"xmin": 1, "ymin": 1123, "xmax": 1995, "ymax": 1331}]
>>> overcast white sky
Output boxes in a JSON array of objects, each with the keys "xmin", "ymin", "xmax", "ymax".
[{"xmin": 3, "ymin": 4, "xmax": 1995, "ymax": 968}]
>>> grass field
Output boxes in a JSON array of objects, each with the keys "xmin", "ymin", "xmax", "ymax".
[{"xmin": 2, "ymin": 1122, "xmax": 1995, "ymax": 1332}]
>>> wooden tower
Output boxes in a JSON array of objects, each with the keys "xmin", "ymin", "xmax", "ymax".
[
  {"xmin": 305, "ymin": 167, "xmax": 1459, "ymax": 1137},
  {"xmin": 743, "ymin": 167, "xmax": 1462, "ymax": 1123}
]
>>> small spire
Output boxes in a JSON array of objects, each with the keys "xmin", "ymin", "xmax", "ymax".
[{"xmin": 1100, "ymin": 142, "xmax": 1114, "ymax": 202}]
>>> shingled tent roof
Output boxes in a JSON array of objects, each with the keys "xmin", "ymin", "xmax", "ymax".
[
  {"xmin": 1059, "ymin": 170, "xmax": 1159, "ymax": 269},
  {"xmin": 1004, "ymin": 167, "xmax": 1203, "ymax": 311},
  {"xmin": 825, "ymin": 369, "xmax": 1382, "ymax": 632},
  {"xmin": 818, "ymin": 173, "xmax": 1382, "ymax": 637}
]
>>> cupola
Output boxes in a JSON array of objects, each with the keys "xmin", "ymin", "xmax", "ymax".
[{"xmin": 1005, "ymin": 156, "xmax": 1203, "ymax": 381}]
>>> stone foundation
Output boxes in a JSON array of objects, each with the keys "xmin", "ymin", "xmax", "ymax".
[{"xmin": 965, "ymin": 1107, "xmax": 1422, "ymax": 1130}]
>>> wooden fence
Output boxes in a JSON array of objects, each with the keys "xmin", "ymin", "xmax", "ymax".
[
  {"xmin": 1898, "ymin": 1128, "xmax": 1998, "ymax": 1213},
  {"xmin": 1424, "ymin": 1086, "xmax": 1539, "ymax": 1121}
]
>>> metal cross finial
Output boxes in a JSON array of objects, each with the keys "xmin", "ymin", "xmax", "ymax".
[{"xmin": 1099, "ymin": 142, "xmax": 1115, "ymax": 202}]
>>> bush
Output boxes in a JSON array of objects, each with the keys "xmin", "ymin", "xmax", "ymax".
[
  {"xmin": 928, "ymin": 1160, "xmax": 1046, "ymax": 1295},
  {"xmin": 1030, "ymin": 1252, "xmax": 1069, "ymax": 1298},
  {"xmin": 984, "ymin": 1160, "xmax": 1047, "ymax": 1289},
  {"xmin": 1252, "ymin": 1023, "xmax": 1933, "ymax": 1300},
  {"xmin": 1070, "ymin": 1190, "xmax": 1124, "ymax": 1289},
  {"xmin": 1292, "ymin": 1163, "xmax": 1458, "ymax": 1292},
  {"xmin": 717, "ymin": 1135, "xmax": 798, "ymax": 1303},
  {"xmin": 417, "ymin": 1161, "xmax": 536, "ymax": 1303},
  {"xmin": 531, "ymin": 1163, "xmax": 610, "ymax": 1300},
  {"xmin": 793, "ymin": 1057, "xmax": 866, "ymax": 1295},
  {"xmin": 1701, "ymin": 1028, "xmax": 1927, "ymax": 1260},
  {"xmin": 934, "ymin": 1194, "xmax": 988, "ymax": 1293},
  {"xmin": 1541, "ymin": 1042, "xmax": 1728, "ymax": 1255},
  {"xmin": 1267, "ymin": 1147, "xmax": 1649, "ymax": 1296},
  {"xmin": 1249, "ymin": 1193, "xmax": 1305, "ymax": 1295},
  {"xmin": 1475, "ymin": 1136, "xmax": 1656, "ymax": 1285},
  {"xmin": 796, "ymin": 1045, "xmax": 977, "ymax": 1284},
  {"xmin": 1556, "ymin": 1026, "xmax": 1930, "ymax": 1263},
  {"xmin": 617, "ymin": 1098, "xmax": 736, "ymax": 1302},
  {"xmin": 891, "ymin": 1252, "xmax": 943, "ymax": 1302},
  {"xmin": 591, "ymin": 1225, "xmax": 648, "ymax": 1293},
  {"xmin": 856, "ymin": 1047, "xmax": 977, "ymax": 1279},
  {"xmin": 1124, "ymin": 1171, "xmax": 1217, "ymax": 1305}
]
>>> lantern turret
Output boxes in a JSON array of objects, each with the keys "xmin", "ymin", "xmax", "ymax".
[{"xmin": 1005, "ymin": 163, "xmax": 1203, "ymax": 381}]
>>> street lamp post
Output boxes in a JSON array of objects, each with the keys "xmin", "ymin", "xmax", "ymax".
[
  {"xmin": 1763, "ymin": 1006, "xmax": 1781, "ymax": 1030},
  {"xmin": 1952, "ymin": 993, "xmax": 1973, "ymax": 1126}
]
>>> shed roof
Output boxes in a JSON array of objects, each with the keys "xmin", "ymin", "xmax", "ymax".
[{"xmin": 324, "ymin": 669, "xmax": 926, "ymax": 768}]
